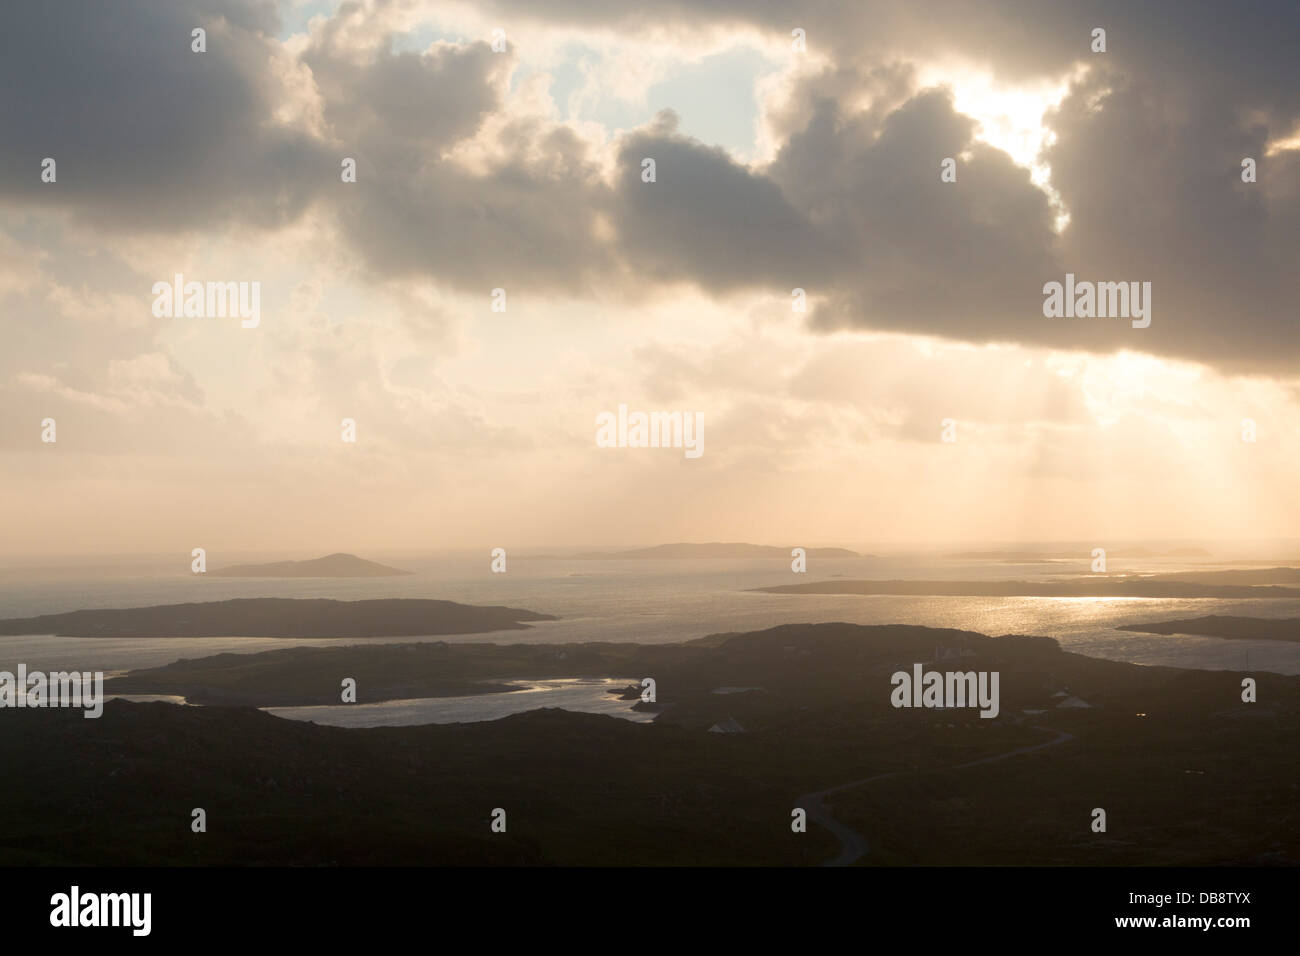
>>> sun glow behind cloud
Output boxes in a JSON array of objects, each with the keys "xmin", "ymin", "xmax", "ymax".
[{"xmin": 918, "ymin": 62, "xmax": 1084, "ymax": 231}]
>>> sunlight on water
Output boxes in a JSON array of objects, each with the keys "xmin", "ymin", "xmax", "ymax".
[
  {"xmin": 2, "ymin": 554, "xmax": 1298, "ymax": 726},
  {"xmin": 262, "ymin": 678, "xmax": 652, "ymax": 727}
]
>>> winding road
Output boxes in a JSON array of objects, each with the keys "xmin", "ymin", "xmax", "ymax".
[{"xmin": 797, "ymin": 726, "xmax": 1076, "ymax": 866}]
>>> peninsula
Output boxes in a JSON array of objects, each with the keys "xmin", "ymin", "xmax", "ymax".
[{"xmin": 1116, "ymin": 615, "xmax": 1300, "ymax": 643}]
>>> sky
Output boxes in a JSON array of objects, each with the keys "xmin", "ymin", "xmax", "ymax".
[{"xmin": 0, "ymin": 0, "xmax": 1297, "ymax": 555}]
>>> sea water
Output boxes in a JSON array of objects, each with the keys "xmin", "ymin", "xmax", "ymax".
[{"xmin": 1, "ymin": 551, "xmax": 1297, "ymax": 728}]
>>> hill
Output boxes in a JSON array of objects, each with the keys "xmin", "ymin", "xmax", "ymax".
[
  {"xmin": 209, "ymin": 553, "xmax": 411, "ymax": 577},
  {"xmin": 3, "ymin": 622, "xmax": 1296, "ymax": 866}
]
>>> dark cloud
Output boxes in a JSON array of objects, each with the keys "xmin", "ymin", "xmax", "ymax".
[
  {"xmin": 478, "ymin": 0, "xmax": 1300, "ymax": 370},
  {"xmin": 304, "ymin": 30, "xmax": 623, "ymax": 291},
  {"xmin": 602, "ymin": 85, "xmax": 1063, "ymax": 349},
  {"xmin": 772, "ymin": 86, "xmax": 1062, "ymax": 339},
  {"xmin": 302, "ymin": 34, "xmax": 502, "ymax": 153},
  {"xmin": 613, "ymin": 110, "xmax": 822, "ymax": 290},
  {"xmin": 333, "ymin": 117, "xmax": 619, "ymax": 292},
  {"xmin": 1044, "ymin": 67, "xmax": 1300, "ymax": 371},
  {"xmin": 2, "ymin": 0, "xmax": 1298, "ymax": 370},
  {"xmin": 0, "ymin": 0, "xmax": 326, "ymax": 231}
]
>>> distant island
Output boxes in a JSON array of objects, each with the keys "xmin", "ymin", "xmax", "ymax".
[
  {"xmin": 0, "ymin": 597, "xmax": 556, "ymax": 638},
  {"xmin": 1125, "ymin": 567, "xmax": 1300, "ymax": 586},
  {"xmin": 1117, "ymin": 615, "xmax": 1300, "ymax": 643},
  {"xmin": 209, "ymin": 552, "xmax": 411, "ymax": 577},
  {"xmin": 754, "ymin": 577, "xmax": 1300, "ymax": 599},
  {"xmin": 951, "ymin": 547, "xmax": 1212, "ymax": 560},
  {"xmin": 562, "ymin": 542, "xmax": 864, "ymax": 559}
]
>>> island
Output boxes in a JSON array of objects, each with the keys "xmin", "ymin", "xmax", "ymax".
[
  {"xmin": 1124, "ymin": 567, "xmax": 1300, "ymax": 586},
  {"xmin": 0, "ymin": 597, "xmax": 557, "ymax": 638},
  {"xmin": 208, "ymin": 552, "xmax": 412, "ymax": 577},
  {"xmin": 1116, "ymin": 615, "xmax": 1300, "ymax": 643}
]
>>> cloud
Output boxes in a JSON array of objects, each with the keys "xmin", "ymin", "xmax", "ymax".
[
  {"xmin": 469, "ymin": 0, "xmax": 1300, "ymax": 370},
  {"xmin": 0, "ymin": 0, "xmax": 329, "ymax": 231},
  {"xmin": 1043, "ymin": 67, "xmax": 1300, "ymax": 372},
  {"xmin": 2, "ymin": 0, "xmax": 1298, "ymax": 377},
  {"xmin": 612, "ymin": 109, "xmax": 822, "ymax": 290}
]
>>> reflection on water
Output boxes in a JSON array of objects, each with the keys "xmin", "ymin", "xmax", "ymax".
[
  {"xmin": 1, "ymin": 555, "xmax": 1299, "ymax": 679},
  {"xmin": 262, "ymin": 678, "xmax": 652, "ymax": 727}
]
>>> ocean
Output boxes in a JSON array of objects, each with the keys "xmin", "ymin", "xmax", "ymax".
[{"xmin": 1, "ymin": 551, "xmax": 1297, "ymax": 725}]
